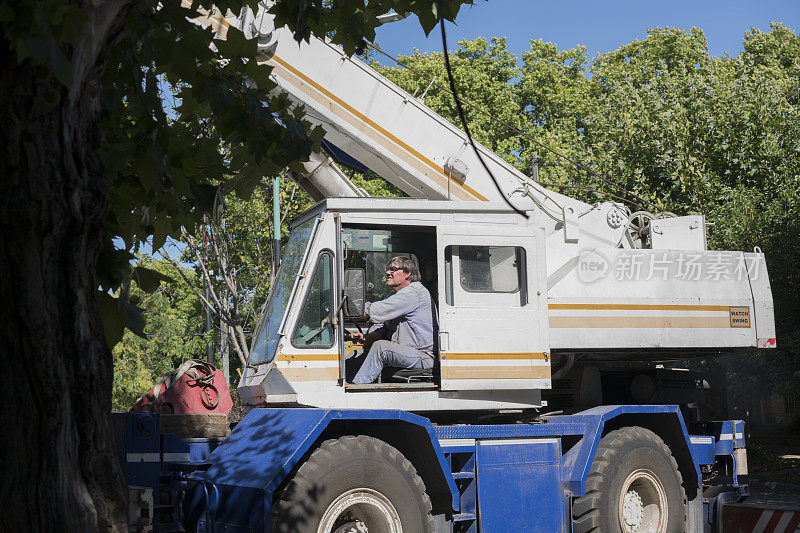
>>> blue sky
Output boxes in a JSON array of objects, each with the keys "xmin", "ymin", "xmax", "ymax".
[{"xmin": 374, "ymin": 0, "xmax": 798, "ymax": 61}]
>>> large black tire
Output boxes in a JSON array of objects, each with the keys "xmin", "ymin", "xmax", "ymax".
[
  {"xmin": 273, "ymin": 435, "xmax": 435, "ymax": 533},
  {"xmin": 573, "ymin": 426, "xmax": 686, "ymax": 533}
]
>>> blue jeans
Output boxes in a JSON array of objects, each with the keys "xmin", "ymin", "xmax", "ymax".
[{"xmin": 353, "ymin": 340, "xmax": 434, "ymax": 384}]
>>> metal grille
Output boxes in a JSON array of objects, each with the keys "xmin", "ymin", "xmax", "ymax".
[
  {"xmin": 784, "ymin": 393, "xmax": 800, "ymax": 414},
  {"xmin": 659, "ymin": 375, "xmax": 702, "ymax": 390},
  {"xmin": 541, "ymin": 379, "xmax": 575, "ymax": 411}
]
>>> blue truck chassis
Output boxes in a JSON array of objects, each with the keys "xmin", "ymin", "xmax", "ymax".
[{"xmin": 114, "ymin": 405, "xmax": 748, "ymax": 532}]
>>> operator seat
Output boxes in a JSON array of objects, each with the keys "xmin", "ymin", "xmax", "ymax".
[{"xmin": 391, "ymin": 367, "xmax": 434, "ymax": 382}]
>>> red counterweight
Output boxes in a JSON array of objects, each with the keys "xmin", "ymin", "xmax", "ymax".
[{"xmin": 132, "ymin": 359, "xmax": 233, "ymax": 415}]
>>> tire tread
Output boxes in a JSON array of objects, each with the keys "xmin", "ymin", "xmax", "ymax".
[
  {"xmin": 274, "ymin": 435, "xmax": 434, "ymax": 532},
  {"xmin": 571, "ymin": 426, "xmax": 686, "ymax": 533}
]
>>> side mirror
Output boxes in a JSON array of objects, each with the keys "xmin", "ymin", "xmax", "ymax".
[{"xmin": 343, "ymin": 268, "xmax": 365, "ymax": 318}]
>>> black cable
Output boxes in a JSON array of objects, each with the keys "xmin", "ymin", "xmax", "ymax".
[
  {"xmin": 541, "ymin": 156, "xmax": 645, "ymax": 209},
  {"xmin": 537, "ymin": 181, "xmax": 640, "ymax": 208},
  {"xmin": 437, "ymin": 10, "xmax": 528, "ymax": 218},
  {"xmin": 593, "ymin": 143, "xmax": 786, "ymax": 162}
]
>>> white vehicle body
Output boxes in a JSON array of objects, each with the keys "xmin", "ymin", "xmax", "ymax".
[
  {"xmin": 189, "ymin": 2, "xmax": 776, "ymax": 410},
  {"xmin": 238, "ymin": 199, "xmax": 774, "ymax": 410}
]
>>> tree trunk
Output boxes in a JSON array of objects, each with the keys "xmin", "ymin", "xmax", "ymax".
[{"xmin": 0, "ymin": 2, "xmax": 131, "ymax": 529}]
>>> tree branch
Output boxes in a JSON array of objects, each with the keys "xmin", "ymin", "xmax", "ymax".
[
  {"xmin": 182, "ymin": 231, "xmax": 237, "ymax": 329},
  {"xmin": 161, "ymin": 242, "xmax": 249, "ymax": 366},
  {"xmin": 279, "ymin": 181, "xmax": 298, "ymax": 226},
  {"xmin": 159, "ymin": 250, "xmax": 220, "ymax": 323},
  {"xmin": 208, "ymin": 223, "xmax": 239, "ymax": 301}
]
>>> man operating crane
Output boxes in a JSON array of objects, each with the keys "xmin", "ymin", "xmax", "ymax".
[{"xmin": 349, "ymin": 256, "xmax": 435, "ymax": 384}]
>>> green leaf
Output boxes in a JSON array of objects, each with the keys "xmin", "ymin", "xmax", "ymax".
[
  {"xmin": 0, "ymin": 2, "xmax": 13, "ymax": 22},
  {"xmin": 417, "ymin": 7, "xmax": 439, "ymax": 35},
  {"xmin": 216, "ymin": 27, "xmax": 257, "ymax": 59},
  {"xmin": 243, "ymin": 60, "xmax": 276, "ymax": 91},
  {"xmin": 96, "ymin": 244, "xmax": 135, "ymax": 291},
  {"xmin": 132, "ymin": 153, "xmax": 161, "ymax": 192},
  {"xmin": 97, "ymin": 291, "xmax": 125, "ymax": 347},
  {"xmin": 49, "ymin": 42, "xmax": 73, "ymax": 87},
  {"xmin": 54, "ymin": 6, "xmax": 83, "ymax": 45},
  {"xmin": 132, "ymin": 266, "xmax": 174, "ymax": 293},
  {"xmin": 190, "ymin": 183, "xmax": 218, "ymax": 213},
  {"xmin": 26, "ymin": 34, "xmax": 50, "ymax": 65},
  {"xmin": 121, "ymin": 299, "xmax": 147, "ymax": 339},
  {"xmin": 150, "ymin": 216, "xmax": 171, "ymax": 253}
]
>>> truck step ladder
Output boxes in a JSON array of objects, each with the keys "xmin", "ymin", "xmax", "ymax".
[{"xmin": 440, "ymin": 439, "xmax": 478, "ymax": 532}]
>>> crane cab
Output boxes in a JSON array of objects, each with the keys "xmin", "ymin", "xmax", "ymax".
[{"xmin": 238, "ymin": 198, "xmax": 552, "ymax": 411}]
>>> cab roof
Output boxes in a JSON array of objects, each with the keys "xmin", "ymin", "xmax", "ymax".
[{"xmin": 292, "ymin": 197, "xmax": 539, "ymax": 228}]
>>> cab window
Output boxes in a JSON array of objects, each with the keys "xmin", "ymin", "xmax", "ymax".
[
  {"xmin": 445, "ymin": 245, "xmax": 528, "ymax": 307},
  {"xmin": 342, "ymin": 227, "xmax": 429, "ymax": 302},
  {"xmin": 347, "ymin": 250, "xmax": 418, "ymax": 302},
  {"xmin": 459, "ymin": 245, "xmax": 524, "ymax": 293},
  {"xmin": 292, "ymin": 252, "xmax": 334, "ymax": 347},
  {"xmin": 250, "ymin": 217, "xmax": 317, "ymax": 364}
]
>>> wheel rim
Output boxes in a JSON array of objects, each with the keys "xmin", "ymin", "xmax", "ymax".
[
  {"xmin": 617, "ymin": 469, "xmax": 668, "ymax": 533},
  {"xmin": 318, "ymin": 488, "xmax": 402, "ymax": 533}
]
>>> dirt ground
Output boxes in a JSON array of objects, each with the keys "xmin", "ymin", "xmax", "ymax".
[{"xmin": 747, "ymin": 437, "xmax": 800, "ymax": 502}]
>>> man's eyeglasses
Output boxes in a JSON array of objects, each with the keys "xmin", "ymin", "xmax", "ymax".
[{"xmin": 386, "ymin": 266, "xmax": 404, "ymax": 272}]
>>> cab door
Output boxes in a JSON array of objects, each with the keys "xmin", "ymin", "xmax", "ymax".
[{"xmin": 436, "ymin": 224, "xmax": 550, "ymax": 391}]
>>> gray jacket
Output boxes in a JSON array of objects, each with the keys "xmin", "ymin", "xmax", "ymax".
[{"xmin": 365, "ymin": 282, "xmax": 434, "ymax": 353}]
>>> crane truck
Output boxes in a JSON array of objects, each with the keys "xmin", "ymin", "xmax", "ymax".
[{"xmin": 114, "ymin": 2, "xmax": 777, "ymax": 531}]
